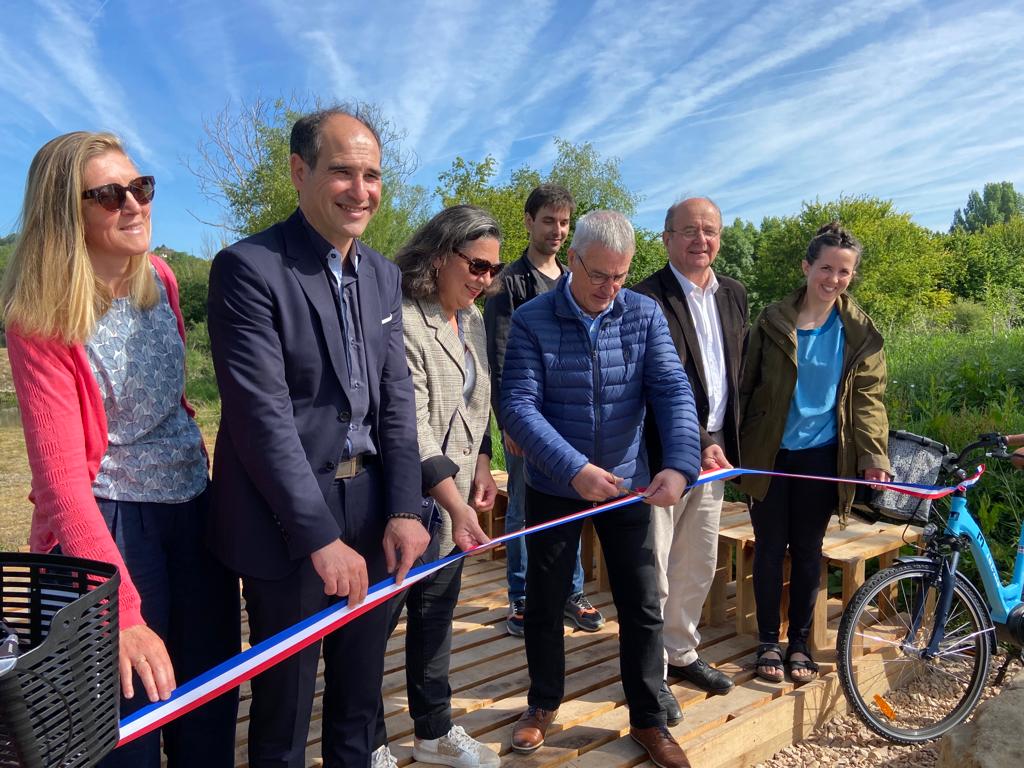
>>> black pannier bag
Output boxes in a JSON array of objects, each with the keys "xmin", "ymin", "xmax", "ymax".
[{"xmin": 852, "ymin": 430, "xmax": 952, "ymax": 526}]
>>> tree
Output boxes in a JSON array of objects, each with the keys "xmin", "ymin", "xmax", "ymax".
[
  {"xmin": 717, "ymin": 218, "xmax": 759, "ymax": 302},
  {"xmin": 153, "ymin": 245, "xmax": 211, "ymax": 328},
  {"xmin": 0, "ymin": 233, "xmax": 16, "ymax": 277},
  {"xmin": 950, "ymin": 181, "xmax": 1024, "ymax": 233},
  {"xmin": 750, "ymin": 196, "xmax": 951, "ymax": 328},
  {"xmin": 436, "ymin": 139, "xmax": 642, "ymax": 265},
  {"xmin": 186, "ymin": 96, "xmax": 430, "ymax": 256}
]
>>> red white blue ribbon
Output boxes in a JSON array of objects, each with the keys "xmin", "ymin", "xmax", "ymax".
[{"xmin": 116, "ymin": 463, "xmax": 985, "ymax": 745}]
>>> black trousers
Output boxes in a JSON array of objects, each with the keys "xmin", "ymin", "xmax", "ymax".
[
  {"xmin": 748, "ymin": 444, "xmax": 838, "ymax": 646},
  {"xmin": 374, "ymin": 534, "xmax": 464, "ymax": 747},
  {"xmin": 524, "ymin": 485, "xmax": 665, "ymax": 728},
  {"xmin": 242, "ymin": 464, "xmax": 390, "ymax": 768},
  {"xmin": 94, "ymin": 487, "xmax": 241, "ymax": 768}
]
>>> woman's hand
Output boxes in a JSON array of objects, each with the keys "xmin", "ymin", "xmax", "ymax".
[
  {"xmin": 120, "ymin": 623, "xmax": 175, "ymax": 702},
  {"xmin": 863, "ymin": 467, "xmax": 891, "ymax": 491},
  {"xmin": 450, "ymin": 504, "xmax": 491, "ymax": 552},
  {"xmin": 471, "ymin": 455, "xmax": 498, "ymax": 512}
]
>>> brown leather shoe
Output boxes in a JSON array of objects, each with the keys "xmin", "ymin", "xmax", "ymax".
[
  {"xmin": 629, "ymin": 725, "xmax": 690, "ymax": 768},
  {"xmin": 511, "ymin": 706, "xmax": 557, "ymax": 753}
]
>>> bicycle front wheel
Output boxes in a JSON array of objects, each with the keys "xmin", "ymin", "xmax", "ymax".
[{"xmin": 836, "ymin": 560, "xmax": 993, "ymax": 743}]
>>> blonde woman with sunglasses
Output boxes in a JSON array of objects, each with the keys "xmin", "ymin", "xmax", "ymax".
[{"xmin": 1, "ymin": 132, "xmax": 239, "ymax": 768}]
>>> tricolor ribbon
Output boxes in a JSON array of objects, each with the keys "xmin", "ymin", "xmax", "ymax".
[{"xmin": 117, "ymin": 463, "xmax": 984, "ymax": 744}]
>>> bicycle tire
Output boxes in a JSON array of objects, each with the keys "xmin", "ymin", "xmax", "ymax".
[{"xmin": 836, "ymin": 560, "xmax": 993, "ymax": 743}]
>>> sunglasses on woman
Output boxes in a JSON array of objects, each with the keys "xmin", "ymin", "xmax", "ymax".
[
  {"xmin": 455, "ymin": 251, "xmax": 503, "ymax": 278},
  {"xmin": 82, "ymin": 176, "xmax": 156, "ymax": 212}
]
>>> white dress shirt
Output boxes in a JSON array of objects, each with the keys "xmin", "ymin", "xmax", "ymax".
[{"xmin": 669, "ymin": 263, "xmax": 728, "ymax": 433}]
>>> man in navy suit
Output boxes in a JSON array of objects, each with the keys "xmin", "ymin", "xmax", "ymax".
[{"xmin": 207, "ymin": 106, "xmax": 429, "ymax": 768}]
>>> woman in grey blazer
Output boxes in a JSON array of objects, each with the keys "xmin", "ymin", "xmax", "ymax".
[{"xmin": 373, "ymin": 205, "xmax": 503, "ymax": 768}]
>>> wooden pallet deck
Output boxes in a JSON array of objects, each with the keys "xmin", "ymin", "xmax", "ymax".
[{"xmin": 232, "ymin": 555, "xmax": 860, "ymax": 768}]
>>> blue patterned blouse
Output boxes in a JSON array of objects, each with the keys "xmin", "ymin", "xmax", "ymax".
[{"xmin": 85, "ymin": 271, "xmax": 207, "ymax": 503}]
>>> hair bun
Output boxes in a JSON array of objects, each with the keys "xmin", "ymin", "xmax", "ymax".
[{"xmin": 815, "ymin": 220, "xmax": 844, "ymax": 237}]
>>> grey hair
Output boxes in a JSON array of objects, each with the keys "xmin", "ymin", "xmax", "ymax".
[
  {"xmin": 569, "ymin": 210, "xmax": 635, "ymax": 258},
  {"xmin": 395, "ymin": 204, "xmax": 503, "ymax": 300},
  {"xmin": 290, "ymin": 104, "xmax": 382, "ymax": 170},
  {"xmin": 664, "ymin": 197, "xmax": 722, "ymax": 232}
]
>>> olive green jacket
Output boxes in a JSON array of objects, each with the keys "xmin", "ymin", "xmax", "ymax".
[{"xmin": 737, "ymin": 287, "xmax": 891, "ymax": 522}]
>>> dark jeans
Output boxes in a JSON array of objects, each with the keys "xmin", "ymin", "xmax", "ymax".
[
  {"xmin": 524, "ymin": 485, "xmax": 665, "ymax": 728},
  {"xmin": 242, "ymin": 464, "xmax": 390, "ymax": 768},
  {"xmin": 503, "ymin": 444, "xmax": 584, "ymax": 603},
  {"xmin": 749, "ymin": 444, "xmax": 838, "ymax": 646},
  {"xmin": 374, "ymin": 533, "xmax": 464, "ymax": 746},
  {"xmin": 94, "ymin": 487, "xmax": 241, "ymax": 768}
]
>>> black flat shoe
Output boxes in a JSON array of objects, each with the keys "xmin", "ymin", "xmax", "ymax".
[{"xmin": 667, "ymin": 657, "xmax": 734, "ymax": 694}]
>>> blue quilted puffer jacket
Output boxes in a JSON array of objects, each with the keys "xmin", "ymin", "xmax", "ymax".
[{"xmin": 501, "ymin": 278, "xmax": 702, "ymax": 499}]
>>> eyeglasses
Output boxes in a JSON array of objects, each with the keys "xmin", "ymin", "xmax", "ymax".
[
  {"xmin": 82, "ymin": 176, "xmax": 156, "ymax": 212},
  {"xmin": 455, "ymin": 251, "xmax": 503, "ymax": 278},
  {"xmin": 665, "ymin": 226, "xmax": 721, "ymax": 239},
  {"xmin": 576, "ymin": 252, "xmax": 631, "ymax": 286}
]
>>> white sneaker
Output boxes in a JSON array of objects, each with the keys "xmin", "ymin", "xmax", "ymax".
[
  {"xmin": 413, "ymin": 725, "xmax": 501, "ymax": 768},
  {"xmin": 372, "ymin": 744, "xmax": 398, "ymax": 768}
]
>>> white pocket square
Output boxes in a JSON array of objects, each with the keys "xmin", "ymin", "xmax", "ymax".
[{"xmin": 381, "ymin": 313, "xmax": 393, "ymax": 324}]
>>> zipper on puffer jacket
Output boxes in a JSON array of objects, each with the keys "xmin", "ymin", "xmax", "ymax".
[{"xmin": 591, "ymin": 328, "xmax": 601, "ymax": 476}]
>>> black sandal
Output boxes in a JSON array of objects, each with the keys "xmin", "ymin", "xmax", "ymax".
[
  {"xmin": 755, "ymin": 643, "xmax": 785, "ymax": 683},
  {"xmin": 784, "ymin": 642, "xmax": 819, "ymax": 684}
]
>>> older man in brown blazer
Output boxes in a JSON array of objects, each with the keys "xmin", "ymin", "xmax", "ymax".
[{"xmin": 635, "ymin": 197, "xmax": 748, "ymax": 715}]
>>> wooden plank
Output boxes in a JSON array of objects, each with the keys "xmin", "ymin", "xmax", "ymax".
[{"xmin": 232, "ymin": 541, "xmax": 865, "ymax": 768}]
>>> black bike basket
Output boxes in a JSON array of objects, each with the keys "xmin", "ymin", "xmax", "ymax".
[
  {"xmin": 0, "ymin": 553, "xmax": 120, "ymax": 767},
  {"xmin": 854, "ymin": 430, "xmax": 951, "ymax": 525}
]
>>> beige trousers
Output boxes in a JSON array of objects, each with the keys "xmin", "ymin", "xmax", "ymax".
[{"xmin": 651, "ymin": 480, "xmax": 725, "ymax": 668}]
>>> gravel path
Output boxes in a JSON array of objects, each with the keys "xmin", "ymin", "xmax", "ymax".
[{"xmin": 754, "ymin": 656, "xmax": 1022, "ymax": 768}]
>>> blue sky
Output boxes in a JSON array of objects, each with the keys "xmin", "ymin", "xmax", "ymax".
[{"xmin": 2, "ymin": 0, "xmax": 1023, "ymax": 257}]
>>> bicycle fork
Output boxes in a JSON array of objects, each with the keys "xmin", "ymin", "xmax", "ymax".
[
  {"xmin": 923, "ymin": 552, "xmax": 960, "ymax": 658},
  {"xmin": 899, "ymin": 554, "xmax": 960, "ymax": 659}
]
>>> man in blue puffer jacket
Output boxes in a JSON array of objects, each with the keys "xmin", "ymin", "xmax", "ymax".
[{"xmin": 502, "ymin": 210, "xmax": 701, "ymax": 768}]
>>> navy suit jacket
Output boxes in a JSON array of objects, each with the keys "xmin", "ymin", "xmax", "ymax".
[{"xmin": 206, "ymin": 209, "xmax": 422, "ymax": 580}]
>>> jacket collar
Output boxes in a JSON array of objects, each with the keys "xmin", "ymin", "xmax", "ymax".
[
  {"xmin": 416, "ymin": 297, "xmax": 466, "ymax": 375},
  {"xmin": 763, "ymin": 286, "xmax": 882, "ymax": 360},
  {"xmin": 552, "ymin": 274, "xmax": 627, "ymax": 322}
]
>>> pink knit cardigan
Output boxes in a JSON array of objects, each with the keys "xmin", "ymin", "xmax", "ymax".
[{"xmin": 6, "ymin": 254, "xmax": 202, "ymax": 629}]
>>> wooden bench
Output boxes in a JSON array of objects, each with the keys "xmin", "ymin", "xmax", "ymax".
[{"xmin": 712, "ymin": 501, "xmax": 922, "ymax": 654}]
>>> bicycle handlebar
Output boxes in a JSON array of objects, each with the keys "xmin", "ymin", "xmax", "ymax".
[{"xmin": 946, "ymin": 433, "xmax": 1023, "ymax": 475}]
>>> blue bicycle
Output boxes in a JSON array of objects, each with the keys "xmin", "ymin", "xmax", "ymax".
[{"xmin": 836, "ymin": 432, "xmax": 1024, "ymax": 743}]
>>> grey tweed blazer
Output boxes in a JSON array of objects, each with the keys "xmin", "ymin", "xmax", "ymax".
[{"xmin": 403, "ymin": 297, "xmax": 491, "ymax": 553}]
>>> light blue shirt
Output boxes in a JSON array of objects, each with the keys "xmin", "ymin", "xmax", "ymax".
[
  {"xmin": 781, "ymin": 308, "xmax": 844, "ymax": 450},
  {"xmin": 562, "ymin": 274, "xmax": 613, "ymax": 347}
]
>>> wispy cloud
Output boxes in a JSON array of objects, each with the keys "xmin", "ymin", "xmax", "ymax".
[
  {"xmin": 30, "ymin": 0, "xmax": 154, "ymax": 161},
  {"xmin": 636, "ymin": 6, "xmax": 1024, "ymax": 230}
]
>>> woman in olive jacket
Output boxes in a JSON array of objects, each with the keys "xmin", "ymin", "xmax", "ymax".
[{"xmin": 737, "ymin": 222, "xmax": 891, "ymax": 684}]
